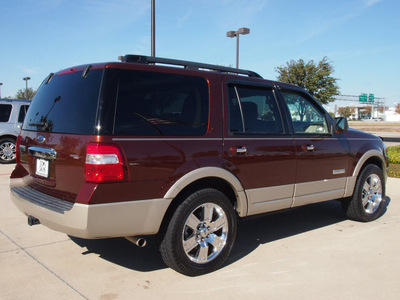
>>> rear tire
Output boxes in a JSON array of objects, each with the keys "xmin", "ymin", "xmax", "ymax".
[
  {"xmin": 160, "ymin": 188, "xmax": 237, "ymax": 276},
  {"xmin": 346, "ymin": 164, "xmax": 385, "ymax": 222},
  {"xmin": 0, "ymin": 137, "xmax": 17, "ymax": 164}
]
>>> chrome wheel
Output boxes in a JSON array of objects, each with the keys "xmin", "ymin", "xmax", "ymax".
[
  {"xmin": 346, "ymin": 164, "xmax": 386, "ymax": 222},
  {"xmin": 182, "ymin": 202, "xmax": 228, "ymax": 264},
  {"xmin": 0, "ymin": 141, "xmax": 16, "ymax": 162},
  {"xmin": 362, "ymin": 174, "xmax": 383, "ymax": 214},
  {"xmin": 160, "ymin": 188, "xmax": 236, "ymax": 276}
]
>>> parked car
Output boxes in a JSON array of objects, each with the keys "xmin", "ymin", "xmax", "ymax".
[
  {"xmin": 10, "ymin": 55, "xmax": 388, "ymax": 276},
  {"xmin": 0, "ymin": 99, "xmax": 30, "ymax": 163}
]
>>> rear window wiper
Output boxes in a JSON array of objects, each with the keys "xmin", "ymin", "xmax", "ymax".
[{"xmin": 28, "ymin": 122, "xmax": 50, "ymax": 130}]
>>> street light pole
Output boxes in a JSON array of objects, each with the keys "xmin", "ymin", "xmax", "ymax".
[
  {"xmin": 23, "ymin": 77, "xmax": 31, "ymax": 91},
  {"xmin": 151, "ymin": 0, "xmax": 155, "ymax": 57},
  {"xmin": 226, "ymin": 27, "xmax": 250, "ymax": 69}
]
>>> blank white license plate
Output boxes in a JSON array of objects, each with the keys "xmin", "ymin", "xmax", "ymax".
[{"xmin": 36, "ymin": 158, "xmax": 49, "ymax": 178}]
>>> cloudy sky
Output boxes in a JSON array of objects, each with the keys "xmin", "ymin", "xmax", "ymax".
[{"xmin": 0, "ymin": 0, "xmax": 399, "ymax": 107}]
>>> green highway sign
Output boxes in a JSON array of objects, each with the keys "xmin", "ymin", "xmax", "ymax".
[
  {"xmin": 368, "ymin": 93, "xmax": 374, "ymax": 103},
  {"xmin": 359, "ymin": 93, "xmax": 368, "ymax": 103},
  {"xmin": 359, "ymin": 93, "xmax": 375, "ymax": 103}
]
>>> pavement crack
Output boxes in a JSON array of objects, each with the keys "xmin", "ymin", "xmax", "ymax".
[{"xmin": 0, "ymin": 230, "xmax": 88, "ymax": 300}]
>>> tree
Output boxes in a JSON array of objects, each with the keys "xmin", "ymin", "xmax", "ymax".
[
  {"xmin": 395, "ymin": 103, "xmax": 400, "ymax": 114},
  {"xmin": 15, "ymin": 88, "xmax": 36, "ymax": 100},
  {"xmin": 338, "ymin": 106, "xmax": 354, "ymax": 118},
  {"xmin": 275, "ymin": 57, "xmax": 340, "ymax": 105}
]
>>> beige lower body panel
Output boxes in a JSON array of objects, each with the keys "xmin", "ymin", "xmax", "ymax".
[
  {"xmin": 292, "ymin": 177, "xmax": 347, "ymax": 207},
  {"xmin": 245, "ymin": 177, "xmax": 349, "ymax": 216},
  {"xmin": 10, "ymin": 187, "xmax": 171, "ymax": 239},
  {"xmin": 246, "ymin": 184, "xmax": 294, "ymax": 216}
]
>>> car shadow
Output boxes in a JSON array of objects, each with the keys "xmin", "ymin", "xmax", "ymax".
[{"xmin": 69, "ymin": 197, "xmax": 391, "ymax": 273}]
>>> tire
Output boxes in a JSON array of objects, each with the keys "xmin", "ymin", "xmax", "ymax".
[
  {"xmin": 160, "ymin": 188, "xmax": 237, "ymax": 276},
  {"xmin": 346, "ymin": 164, "xmax": 386, "ymax": 222},
  {"xmin": 0, "ymin": 138, "xmax": 17, "ymax": 164}
]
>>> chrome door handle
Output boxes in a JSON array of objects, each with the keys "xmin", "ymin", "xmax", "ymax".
[
  {"xmin": 306, "ymin": 145, "xmax": 314, "ymax": 151},
  {"xmin": 236, "ymin": 147, "xmax": 247, "ymax": 154},
  {"xmin": 302, "ymin": 144, "xmax": 315, "ymax": 152}
]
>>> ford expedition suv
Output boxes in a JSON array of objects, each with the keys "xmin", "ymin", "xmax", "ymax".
[{"xmin": 10, "ymin": 55, "xmax": 388, "ymax": 276}]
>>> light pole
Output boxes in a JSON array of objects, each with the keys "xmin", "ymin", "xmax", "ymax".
[
  {"xmin": 226, "ymin": 27, "xmax": 250, "ymax": 69},
  {"xmin": 151, "ymin": 0, "xmax": 155, "ymax": 57},
  {"xmin": 23, "ymin": 77, "xmax": 31, "ymax": 91},
  {"xmin": 0, "ymin": 83, "xmax": 2, "ymax": 99}
]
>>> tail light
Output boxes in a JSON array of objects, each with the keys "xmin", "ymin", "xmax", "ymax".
[
  {"xmin": 85, "ymin": 143, "xmax": 126, "ymax": 183},
  {"xmin": 16, "ymin": 135, "xmax": 22, "ymax": 164}
]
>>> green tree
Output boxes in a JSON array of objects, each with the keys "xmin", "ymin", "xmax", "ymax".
[
  {"xmin": 275, "ymin": 57, "xmax": 340, "ymax": 105},
  {"xmin": 15, "ymin": 88, "xmax": 36, "ymax": 100}
]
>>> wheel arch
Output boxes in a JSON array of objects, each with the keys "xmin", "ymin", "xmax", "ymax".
[
  {"xmin": 158, "ymin": 167, "xmax": 247, "ymax": 238},
  {"xmin": 0, "ymin": 134, "xmax": 18, "ymax": 142},
  {"xmin": 344, "ymin": 149, "xmax": 386, "ymax": 198},
  {"xmin": 352, "ymin": 149, "xmax": 386, "ymax": 178}
]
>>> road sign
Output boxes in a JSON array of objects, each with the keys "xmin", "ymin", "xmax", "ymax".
[
  {"xmin": 359, "ymin": 93, "xmax": 368, "ymax": 103},
  {"xmin": 368, "ymin": 93, "xmax": 374, "ymax": 103}
]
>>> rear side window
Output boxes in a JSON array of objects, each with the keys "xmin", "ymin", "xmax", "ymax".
[
  {"xmin": 23, "ymin": 69, "xmax": 103, "ymax": 134},
  {"xmin": 114, "ymin": 70, "xmax": 209, "ymax": 136},
  {"xmin": 0, "ymin": 104, "xmax": 12, "ymax": 122},
  {"xmin": 18, "ymin": 105, "xmax": 29, "ymax": 123}
]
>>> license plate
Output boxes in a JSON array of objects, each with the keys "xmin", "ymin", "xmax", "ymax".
[{"xmin": 36, "ymin": 158, "xmax": 49, "ymax": 178}]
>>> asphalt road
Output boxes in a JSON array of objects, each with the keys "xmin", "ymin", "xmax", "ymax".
[{"xmin": 1, "ymin": 163, "xmax": 400, "ymax": 300}]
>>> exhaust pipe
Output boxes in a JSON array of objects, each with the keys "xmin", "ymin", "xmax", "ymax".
[
  {"xmin": 125, "ymin": 236, "xmax": 147, "ymax": 248},
  {"xmin": 28, "ymin": 216, "xmax": 40, "ymax": 226}
]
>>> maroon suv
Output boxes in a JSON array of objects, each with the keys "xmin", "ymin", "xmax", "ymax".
[{"xmin": 10, "ymin": 55, "xmax": 388, "ymax": 276}]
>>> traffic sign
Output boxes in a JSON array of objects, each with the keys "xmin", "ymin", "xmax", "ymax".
[
  {"xmin": 368, "ymin": 93, "xmax": 374, "ymax": 103},
  {"xmin": 359, "ymin": 93, "xmax": 368, "ymax": 103}
]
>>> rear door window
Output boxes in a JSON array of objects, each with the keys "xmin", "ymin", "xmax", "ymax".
[
  {"xmin": 228, "ymin": 85, "xmax": 283, "ymax": 134},
  {"xmin": 113, "ymin": 70, "xmax": 209, "ymax": 136},
  {"xmin": 0, "ymin": 104, "xmax": 12, "ymax": 122}
]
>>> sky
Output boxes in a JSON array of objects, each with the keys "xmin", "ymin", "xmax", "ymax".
[{"xmin": 0, "ymin": 0, "xmax": 399, "ymax": 109}]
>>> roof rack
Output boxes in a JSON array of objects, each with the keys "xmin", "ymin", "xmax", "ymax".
[{"xmin": 119, "ymin": 54, "xmax": 262, "ymax": 78}]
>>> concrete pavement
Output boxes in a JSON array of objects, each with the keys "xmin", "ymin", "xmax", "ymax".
[{"xmin": 1, "ymin": 163, "xmax": 400, "ymax": 299}]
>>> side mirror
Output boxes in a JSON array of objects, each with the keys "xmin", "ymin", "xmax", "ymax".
[{"xmin": 335, "ymin": 117, "xmax": 348, "ymax": 133}]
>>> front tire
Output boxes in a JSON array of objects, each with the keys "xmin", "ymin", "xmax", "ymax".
[
  {"xmin": 346, "ymin": 164, "xmax": 386, "ymax": 222},
  {"xmin": 160, "ymin": 188, "xmax": 237, "ymax": 276}
]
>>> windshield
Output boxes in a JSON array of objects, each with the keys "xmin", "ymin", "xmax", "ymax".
[{"xmin": 23, "ymin": 69, "xmax": 103, "ymax": 134}]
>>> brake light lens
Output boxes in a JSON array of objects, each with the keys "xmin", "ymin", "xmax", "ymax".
[{"xmin": 85, "ymin": 143, "xmax": 125, "ymax": 183}]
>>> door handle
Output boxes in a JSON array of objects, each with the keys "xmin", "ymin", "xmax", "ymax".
[
  {"xmin": 230, "ymin": 146, "xmax": 248, "ymax": 155},
  {"xmin": 302, "ymin": 144, "xmax": 315, "ymax": 152}
]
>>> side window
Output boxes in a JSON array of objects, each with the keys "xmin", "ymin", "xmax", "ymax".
[
  {"xmin": 18, "ymin": 105, "xmax": 29, "ymax": 123},
  {"xmin": 228, "ymin": 85, "xmax": 283, "ymax": 134},
  {"xmin": 281, "ymin": 91, "xmax": 329, "ymax": 134},
  {"xmin": 0, "ymin": 104, "xmax": 12, "ymax": 122},
  {"xmin": 114, "ymin": 70, "xmax": 209, "ymax": 136}
]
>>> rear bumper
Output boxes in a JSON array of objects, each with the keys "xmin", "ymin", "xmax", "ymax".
[{"xmin": 10, "ymin": 179, "xmax": 172, "ymax": 239}]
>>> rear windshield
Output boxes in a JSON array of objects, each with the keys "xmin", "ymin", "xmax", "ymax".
[
  {"xmin": 22, "ymin": 69, "xmax": 103, "ymax": 134},
  {"xmin": 109, "ymin": 69, "xmax": 209, "ymax": 136}
]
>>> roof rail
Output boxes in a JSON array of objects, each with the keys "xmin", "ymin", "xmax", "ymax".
[{"xmin": 119, "ymin": 55, "xmax": 262, "ymax": 78}]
